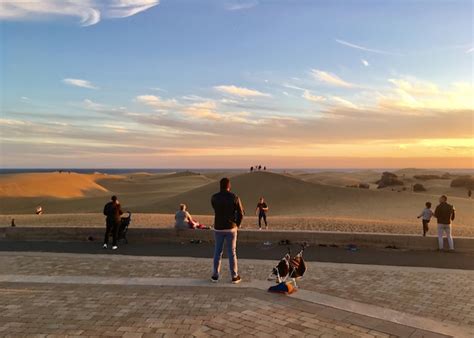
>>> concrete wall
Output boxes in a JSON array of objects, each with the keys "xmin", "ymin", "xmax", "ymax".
[{"xmin": 3, "ymin": 227, "xmax": 474, "ymax": 252}]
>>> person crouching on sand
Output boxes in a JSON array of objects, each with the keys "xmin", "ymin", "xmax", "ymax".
[
  {"xmin": 256, "ymin": 197, "xmax": 269, "ymax": 230},
  {"xmin": 103, "ymin": 195, "xmax": 123, "ymax": 250},
  {"xmin": 417, "ymin": 201, "xmax": 433, "ymax": 236}
]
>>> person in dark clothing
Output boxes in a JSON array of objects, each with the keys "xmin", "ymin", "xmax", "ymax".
[
  {"xmin": 434, "ymin": 195, "xmax": 455, "ymax": 251},
  {"xmin": 255, "ymin": 197, "xmax": 269, "ymax": 230},
  {"xmin": 211, "ymin": 177, "xmax": 244, "ymax": 284},
  {"xmin": 103, "ymin": 195, "xmax": 123, "ymax": 250}
]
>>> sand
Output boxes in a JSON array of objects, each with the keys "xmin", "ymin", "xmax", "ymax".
[
  {"xmin": 1, "ymin": 169, "xmax": 473, "ymax": 236},
  {"xmin": 2, "ymin": 213, "xmax": 473, "ymax": 237},
  {"xmin": 0, "ymin": 172, "xmax": 117, "ymax": 198}
]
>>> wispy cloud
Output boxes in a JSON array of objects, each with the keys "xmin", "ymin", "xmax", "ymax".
[
  {"xmin": 135, "ymin": 95, "xmax": 179, "ymax": 110},
  {"xmin": 330, "ymin": 96, "xmax": 359, "ymax": 110},
  {"xmin": 0, "ymin": 0, "xmax": 159, "ymax": 27},
  {"xmin": 226, "ymin": 0, "xmax": 259, "ymax": 11},
  {"xmin": 63, "ymin": 78, "xmax": 98, "ymax": 89},
  {"xmin": 380, "ymin": 77, "xmax": 473, "ymax": 111},
  {"xmin": 302, "ymin": 90, "xmax": 325, "ymax": 103},
  {"xmin": 361, "ymin": 59, "xmax": 369, "ymax": 67},
  {"xmin": 311, "ymin": 69, "xmax": 354, "ymax": 88},
  {"xmin": 214, "ymin": 85, "xmax": 270, "ymax": 98},
  {"xmin": 282, "ymin": 83, "xmax": 307, "ymax": 91},
  {"xmin": 336, "ymin": 39, "xmax": 402, "ymax": 56},
  {"xmin": 466, "ymin": 47, "xmax": 474, "ymax": 53}
]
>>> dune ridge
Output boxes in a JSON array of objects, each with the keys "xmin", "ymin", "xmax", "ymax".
[
  {"xmin": 1, "ymin": 170, "xmax": 472, "ymax": 230},
  {"xmin": 0, "ymin": 172, "xmax": 115, "ymax": 198}
]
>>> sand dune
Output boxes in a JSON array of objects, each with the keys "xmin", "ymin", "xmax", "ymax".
[
  {"xmin": 0, "ymin": 172, "xmax": 114, "ymax": 198},
  {"xmin": 149, "ymin": 171, "xmax": 474, "ymax": 226},
  {"xmin": 1, "ymin": 170, "xmax": 472, "ymax": 232},
  {"xmin": 3, "ymin": 213, "xmax": 474, "ymax": 237}
]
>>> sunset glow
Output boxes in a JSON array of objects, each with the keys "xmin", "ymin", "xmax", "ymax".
[{"xmin": 1, "ymin": 0, "xmax": 473, "ymax": 168}]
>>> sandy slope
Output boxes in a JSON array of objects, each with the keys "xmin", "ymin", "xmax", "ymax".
[
  {"xmin": 0, "ymin": 171, "xmax": 215, "ymax": 214},
  {"xmin": 0, "ymin": 172, "xmax": 114, "ymax": 198},
  {"xmin": 2, "ymin": 213, "xmax": 473, "ymax": 237},
  {"xmin": 150, "ymin": 171, "xmax": 474, "ymax": 226},
  {"xmin": 1, "ymin": 170, "xmax": 472, "ymax": 233}
]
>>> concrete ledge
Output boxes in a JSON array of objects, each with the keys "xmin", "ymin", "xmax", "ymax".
[{"xmin": 3, "ymin": 227, "xmax": 474, "ymax": 252}]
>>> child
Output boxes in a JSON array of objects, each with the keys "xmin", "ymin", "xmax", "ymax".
[{"xmin": 417, "ymin": 202, "xmax": 433, "ymax": 236}]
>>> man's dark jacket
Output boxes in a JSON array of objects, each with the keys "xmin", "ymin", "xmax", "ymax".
[
  {"xmin": 434, "ymin": 202, "xmax": 455, "ymax": 224},
  {"xmin": 103, "ymin": 201, "xmax": 123, "ymax": 224},
  {"xmin": 211, "ymin": 190, "xmax": 244, "ymax": 230}
]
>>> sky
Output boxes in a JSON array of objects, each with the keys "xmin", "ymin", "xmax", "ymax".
[{"xmin": 0, "ymin": 0, "xmax": 473, "ymax": 169}]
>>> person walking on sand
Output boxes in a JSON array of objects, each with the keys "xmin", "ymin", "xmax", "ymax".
[
  {"xmin": 434, "ymin": 195, "xmax": 456, "ymax": 251},
  {"xmin": 256, "ymin": 197, "xmax": 269, "ymax": 230},
  {"xmin": 417, "ymin": 202, "xmax": 433, "ymax": 236},
  {"xmin": 103, "ymin": 195, "xmax": 123, "ymax": 250},
  {"xmin": 211, "ymin": 178, "xmax": 244, "ymax": 284}
]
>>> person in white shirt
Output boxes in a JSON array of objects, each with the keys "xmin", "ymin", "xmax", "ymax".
[
  {"xmin": 417, "ymin": 201, "xmax": 433, "ymax": 236},
  {"xmin": 175, "ymin": 204, "xmax": 194, "ymax": 230}
]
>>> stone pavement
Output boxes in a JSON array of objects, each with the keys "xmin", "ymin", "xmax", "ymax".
[{"xmin": 0, "ymin": 251, "xmax": 472, "ymax": 337}]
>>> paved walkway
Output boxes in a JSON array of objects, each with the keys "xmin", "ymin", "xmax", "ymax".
[{"xmin": 0, "ymin": 252, "xmax": 472, "ymax": 337}]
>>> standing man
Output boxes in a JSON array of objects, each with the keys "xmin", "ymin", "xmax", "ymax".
[
  {"xmin": 434, "ymin": 195, "xmax": 456, "ymax": 251},
  {"xmin": 256, "ymin": 197, "xmax": 269, "ymax": 230},
  {"xmin": 211, "ymin": 178, "xmax": 244, "ymax": 284},
  {"xmin": 103, "ymin": 195, "xmax": 123, "ymax": 250}
]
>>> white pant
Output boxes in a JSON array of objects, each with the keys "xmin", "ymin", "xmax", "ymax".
[{"xmin": 437, "ymin": 224, "xmax": 454, "ymax": 250}]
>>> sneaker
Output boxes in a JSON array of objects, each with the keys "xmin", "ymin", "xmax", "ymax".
[
  {"xmin": 258, "ymin": 227, "xmax": 262, "ymax": 231},
  {"xmin": 102, "ymin": 244, "xmax": 108, "ymax": 249},
  {"xmin": 232, "ymin": 275, "xmax": 242, "ymax": 284},
  {"xmin": 211, "ymin": 275, "xmax": 219, "ymax": 283},
  {"xmin": 112, "ymin": 245, "xmax": 118, "ymax": 250}
]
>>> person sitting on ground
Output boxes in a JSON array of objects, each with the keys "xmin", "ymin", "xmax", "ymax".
[
  {"xmin": 175, "ymin": 204, "xmax": 207, "ymax": 229},
  {"xmin": 103, "ymin": 195, "xmax": 123, "ymax": 250},
  {"xmin": 434, "ymin": 195, "xmax": 456, "ymax": 251},
  {"xmin": 417, "ymin": 201, "xmax": 433, "ymax": 237}
]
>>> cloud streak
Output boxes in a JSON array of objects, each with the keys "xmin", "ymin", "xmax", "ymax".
[
  {"xmin": 214, "ymin": 85, "xmax": 270, "ymax": 97},
  {"xmin": 311, "ymin": 69, "xmax": 354, "ymax": 88},
  {"xmin": 63, "ymin": 78, "xmax": 98, "ymax": 89},
  {"xmin": 0, "ymin": 0, "xmax": 159, "ymax": 27},
  {"xmin": 336, "ymin": 39, "xmax": 402, "ymax": 56},
  {"xmin": 226, "ymin": 0, "xmax": 259, "ymax": 11}
]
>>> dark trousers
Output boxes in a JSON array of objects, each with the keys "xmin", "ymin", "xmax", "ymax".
[
  {"xmin": 422, "ymin": 220, "xmax": 430, "ymax": 236},
  {"xmin": 104, "ymin": 219, "xmax": 119, "ymax": 246},
  {"xmin": 258, "ymin": 213, "xmax": 267, "ymax": 228}
]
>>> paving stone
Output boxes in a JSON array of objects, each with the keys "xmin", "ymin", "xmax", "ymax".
[{"xmin": 0, "ymin": 252, "xmax": 466, "ymax": 337}]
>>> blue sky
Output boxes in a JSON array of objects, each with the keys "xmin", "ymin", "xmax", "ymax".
[{"xmin": 0, "ymin": 0, "xmax": 473, "ymax": 168}]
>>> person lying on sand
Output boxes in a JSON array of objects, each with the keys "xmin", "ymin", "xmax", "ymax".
[{"xmin": 175, "ymin": 204, "xmax": 207, "ymax": 230}]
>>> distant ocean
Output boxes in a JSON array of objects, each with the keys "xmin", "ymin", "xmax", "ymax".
[{"xmin": 1, "ymin": 168, "xmax": 473, "ymax": 175}]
